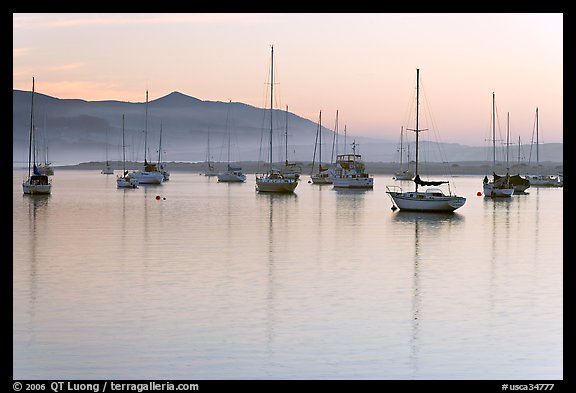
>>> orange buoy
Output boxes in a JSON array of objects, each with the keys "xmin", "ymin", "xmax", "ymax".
[
  {"xmin": 477, "ymin": 191, "xmax": 482, "ymax": 196},
  {"xmin": 155, "ymin": 195, "xmax": 161, "ymax": 200}
]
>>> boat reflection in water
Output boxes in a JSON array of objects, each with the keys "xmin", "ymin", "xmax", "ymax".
[{"xmin": 391, "ymin": 210, "xmax": 464, "ymax": 378}]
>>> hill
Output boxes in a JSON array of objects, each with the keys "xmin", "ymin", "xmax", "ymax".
[{"xmin": 13, "ymin": 90, "xmax": 562, "ymax": 166}]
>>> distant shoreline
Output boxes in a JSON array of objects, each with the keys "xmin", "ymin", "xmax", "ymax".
[{"xmin": 46, "ymin": 160, "xmax": 563, "ymax": 176}]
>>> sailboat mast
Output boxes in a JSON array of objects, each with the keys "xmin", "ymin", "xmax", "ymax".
[
  {"xmin": 518, "ymin": 135, "xmax": 521, "ymax": 165},
  {"xmin": 506, "ymin": 112, "xmax": 510, "ymax": 170},
  {"xmin": 492, "ymin": 92, "xmax": 496, "ymax": 170},
  {"xmin": 105, "ymin": 127, "xmax": 109, "ymax": 164},
  {"xmin": 536, "ymin": 107, "xmax": 540, "ymax": 169},
  {"xmin": 157, "ymin": 121, "xmax": 163, "ymax": 165},
  {"xmin": 122, "ymin": 114, "xmax": 126, "ymax": 174},
  {"xmin": 285, "ymin": 105, "xmax": 288, "ymax": 166},
  {"xmin": 331, "ymin": 110, "xmax": 338, "ymax": 164},
  {"xmin": 144, "ymin": 90, "xmax": 149, "ymax": 165},
  {"xmin": 400, "ymin": 126, "xmax": 404, "ymax": 169},
  {"xmin": 415, "ymin": 69, "xmax": 420, "ymax": 191},
  {"xmin": 43, "ymin": 113, "xmax": 48, "ymax": 165},
  {"xmin": 269, "ymin": 45, "xmax": 274, "ymax": 170},
  {"xmin": 227, "ymin": 100, "xmax": 231, "ymax": 167},
  {"xmin": 28, "ymin": 77, "xmax": 35, "ymax": 178},
  {"xmin": 344, "ymin": 125, "xmax": 347, "ymax": 154},
  {"xmin": 319, "ymin": 110, "xmax": 322, "ymax": 170}
]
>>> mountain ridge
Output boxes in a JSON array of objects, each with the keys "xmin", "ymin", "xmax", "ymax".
[{"xmin": 13, "ymin": 89, "xmax": 563, "ymax": 166}]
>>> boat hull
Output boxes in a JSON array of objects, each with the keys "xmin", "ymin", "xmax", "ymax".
[
  {"xmin": 217, "ymin": 172, "xmax": 247, "ymax": 182},
  {"xmin": 483, "ymin": 184, "xmax": 514, "ymax": 197},
  {"xmin": 310, "ymin": 174, "xmax": 333, "ymax": 184},
  {"xmin": 23, "ymin": 176, "xmax": 52, "ymax": 195},
  {"xmin": 387, "ymin": 191, "xmax": 466, "ymax": 212},
  {"xmin": 332, "ymin": 177, "xmax": 373, "ymax": 189},
  {"xmin": 393, "ymin": 171, "xmax": 414, "ymax": 181},
  {"xmin": 128, "ymin": 171, "xmax": 163, "ymax": 184},
  {"xmin": 23, "ymin": 183, "xmax": 52, "ymax": 195},
  {"xmin": 256, "ymin": 178, "xmax": 298, "ymax": 193},
  {"xmin": 117, "ymin": 176, "xmax": 139, "ymax": 188},
  {"xmin": 526, "ymin": 175, "xmax": 562, "ymax": 187}
]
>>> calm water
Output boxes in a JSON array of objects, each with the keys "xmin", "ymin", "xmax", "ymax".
[{"xmin": 13, "ymin": 170, "xmax": 563, "ymax": 380}]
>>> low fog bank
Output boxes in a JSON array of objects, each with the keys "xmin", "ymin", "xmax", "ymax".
[{"xmin": 52, "ymin": 160, "xmax": 563, "ymax": 177}]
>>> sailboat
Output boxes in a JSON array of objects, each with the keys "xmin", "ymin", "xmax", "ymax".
[
  {"xmin": 386, "ymin": 69, "xmax": 466, "ymax": 212},
  {"xmin": 310, "ymin": 110, "xmax": 332, "ymax": 184},
  {"xmin": 101, "ymin": 127, "xmax": 114, "ymax": 174},
  {"xmin": 255, "ymin": 45, "xmax": 298, "ymax": 193},
  {"xmin": 127, "ymin": 90, "xmax": 164, "ymax": 184},
  {"xmin": 218, "ymin": 100, "xmax": 246, "ymax": 182},
  {"xmin": 393, "ymin": 126, "xmax": 414, "ymax": 180},
  {"xmin": 117, "ymin": 114, "xmax": 139, "ymax": 188},
  {"xmin": 22, "ymin": 77, "xmax": 52, "ymax": 195},
  {"xmin": 483, "ymin": 92, "xmax": 514, "ymax": 198},
  {"xmin": 203, "ymin": 127, "xmax": 218, "ymax": 176},
  {"xmin": 492, "ymin": 112, "xmax": 530, "ymax": 193},
  {"xmin": 157, "ymin": 122, "xmax": 170, "ymax": 181},
  {"xmin": 525, "ymin": 107, "xmax": 562, "ymax": 187}
]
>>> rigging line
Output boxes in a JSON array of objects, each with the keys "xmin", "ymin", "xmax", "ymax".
[
  {"xmin": 310, "ymin": 112, "xmax": 320, "ymax": 176},
  {"xmin": 421, "ymin": 87, "xmax": 451, "ymax": 175},
  {"xmin": 493, "ymin": 97, "xmax": 507, "ymax": 168},
  {"xmin": 417, "ymin": 76, "xmax": 459, "ymax": 186},
  {"xmin": 330, "ymin": 110, "xmax": 338, "ymax": 165}
]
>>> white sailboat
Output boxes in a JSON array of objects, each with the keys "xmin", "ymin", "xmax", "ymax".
[
  {"xmin": 386, "ymin": 69, "xmax": 466, "ymax": 212},
  {"xmin": 525, "ymin": 107, "xmax": 562, "ymax": 187},
  {"xmin": 127, "ymin": 90, "xmax": 163, "ymax": 185},
  {"xmin": 117, "ymin": 114, "xmax": 139, "ymax": 188},
  {"xmin": 101, "ymin": 127, "xmax": 114, "ymax": 174},
  {"xmin": 255, "ymin": 45, "xmax": 298, "ymax": 193},
  {"xmin": 22, "ymin": 78, "xmax": 52, "ymax": 195},
  {"xmin": 483, "ymin": 92, "xmax": 514, "ymax": 198},
  {"xmin": 218, "ymin": 101, "xmax": 246, "ymax": 182},
  {"xmin": 393, "ymin": 126, "xmax": 414, "ymax": 180},
  {"xmin": 310, "ymin": 110, "xmax": 333, "ymax": 184}
]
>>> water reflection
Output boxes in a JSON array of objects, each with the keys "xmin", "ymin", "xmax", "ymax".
[
  {"xmin": 332, "ymin": 187, "xmax": 372, "ymax": 195},
  {"xmin": 334, "ymin": 188, "xmax": 368, "ymax": 224},
  {"xmin": 480, "ymin": 194, "xmax": 514, "ymax": 336},
  {"xmin": 266, "ymin": 195, "xmax": 276, "ymax": 363},
  {"xmin": 392, "ymin": 210, "xmax": 465, "ymax": 225},
  {"xmin": 390, "ymin": 210, "xmax": 464, "ymax": 378},
  {"xmin": 533, "ymin": 188, "xmax": 540, "ymax": 258},
  {"xmin": 256, "ymin": 192, "xmax": 298, "ymax": 371},
  {"xmin": 22, "ymin": 194, "xmax": 50, "ymax": 343},
  {"xmin": 12, "ymin": 172, "xmax": 562, "ymax": 379},
  {"xmin": 120, "ymin": 190, "xmax": 129, "ymax": 269}
]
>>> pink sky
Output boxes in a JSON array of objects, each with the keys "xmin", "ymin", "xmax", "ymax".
[{"xmin": 13, "ymin": 13, "xmax": 563, "ymax": 146}]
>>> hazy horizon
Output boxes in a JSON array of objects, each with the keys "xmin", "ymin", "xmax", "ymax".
[{"xmin": 13, "ymin": 13, "xmax": 563, "ymax": 146}]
